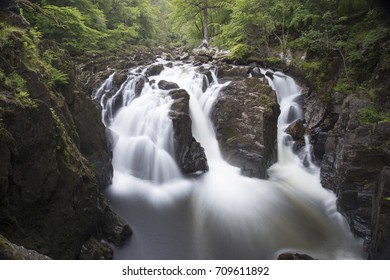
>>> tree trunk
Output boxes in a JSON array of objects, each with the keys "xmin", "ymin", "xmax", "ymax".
[{"xmin": 202, "ymin": 0, "xmax": 208, "ymax": 48}]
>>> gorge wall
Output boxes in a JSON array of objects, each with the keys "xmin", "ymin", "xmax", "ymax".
[
  {"xmin": 283, "ymin": 55, "xmax": 390, "ymax": 259},
  {"xmin": 0, "ymin": 13, "xmax": 131, "ymax": 259}
]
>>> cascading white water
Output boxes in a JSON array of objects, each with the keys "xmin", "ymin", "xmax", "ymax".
[{"xmin": 96, "ymin": 60, "xmax": 363, "ymax": 259}]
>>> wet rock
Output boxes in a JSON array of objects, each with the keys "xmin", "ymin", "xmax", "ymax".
[
  {"xmin": 145, "ymin": 64, "xmax": 164, "ymax": 77},
  {"xmin": 217, "ymin": 65, "xmax": 249, "ymax": 79},
  {"xmin": 250, "ymin": 67, "xmax": 264, "ymax": 78},
  {"xmin": 320, "ymin": 94, "xmax": 390, "ymax": 256},
  {"xmin": 169, "ymin": 89, "xmax": 209, "ymax": 174},
  {"xmin": 265, "ymin": 71, "xmax": 274, "ymax": 79},
  {"xmin": 196, "ymin": 66, "xmax": 214, "ymax": 84},
  {"xmin": 79, "ymin": 237, "xmax": 113, "ymax": 260},
  {"xmin": 179, "ymin": 52, "xmax": 190, "ymax": 61},
  {"xmin": 212, "ymin": 77, "xmax": 279, "ymax": 178},
  {"xmin": 277, "ymin": 253, "xmax": 316, "ymax": 260},
  {"xmin": 100, "ymin": 198, "xmax": 132, "ymax": 246},
  {"xmin": 134, "ymin": 76, "xmax": 146, "ymax": 97},
  {"xmin": 194, "ymin": 55, "xmax": 209, "ymax": 63},
  {"xmin": 0, "ymin": 234, "xmax": 51, "ymax": 260},
  {"xmin": 196, "ymin": 66, "xmax": 214, "ymax": 92},
  {"xmin": 304, "ymin": 90, "xmax": 327, "ymax": 130},
  {"xmin": 158, "ymin": 80, "xmax": 179, "ymax": 90},
  {"xmin": 71, "ymin": 88, "xmax": 113, "ymax": 189},
  {"xmin": 113, "ymin": 71, "xmax": 128, "ymax": 86},
  {"xmin": 285, "ymin": 119, "xmax": 306, "ymax": 141}
]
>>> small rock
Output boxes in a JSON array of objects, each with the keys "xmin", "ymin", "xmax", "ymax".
[
  {"xmin": 250, "ymin": 67, "xmax": 264, "ymax": 78},
  {"xmin": 285, "ymin": 119, "xmax": 306, "ymax": 141},
  {"xmin": 265, "ymin": 71, "xmax": 274, "ymax": 79},
  {"xmin": 277, "ymin": 253, "xmax": 316, "ymax": 260},
  {"xmin": 79, "ymin": 237, "xmax": 113, "ymax": 260}
]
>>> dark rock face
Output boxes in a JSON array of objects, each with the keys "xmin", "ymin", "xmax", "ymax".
[
  {"xmin": 320, "ymin": 94, "xmax": 390, "ymax": 257},
  {"xmin": 212, "ymin": 77, "xmax": 279, "ymax": 178},
  {"xmin": 168, "ymin": 89, "xmax": 209, "ymax": 174},
  {"xmin": 100, "ymin": 198, "xmax": 132, "ymax": 246},
  {"xmin": 302, "ymin": 88, "xmax": 340, "ymax": 162},
  {"xmin": 0, "ymin": 234, "xmax": 51, "ymax": 260},
  {"xmin": 0, "ymin": 52, "xmax": 130, "ymax": 259}
]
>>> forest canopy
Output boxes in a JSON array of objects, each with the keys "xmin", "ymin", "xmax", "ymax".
[
  {"xmin": 3, "ymin": 0, "xmax": 385, "ymax": 57},
  {"xmin": 1, "ymin": 0, "xmax": 389, "ymax": 94}
]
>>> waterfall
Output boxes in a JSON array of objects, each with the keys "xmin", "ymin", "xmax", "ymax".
[{"xmin": 95, "ymin": 60, "xmax": 363, "ymax": 260}]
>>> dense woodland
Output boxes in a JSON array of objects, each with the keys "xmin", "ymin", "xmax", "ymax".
[{"xmin": 0, "ymin": 0, "xmax": 389, "ymax": 121}]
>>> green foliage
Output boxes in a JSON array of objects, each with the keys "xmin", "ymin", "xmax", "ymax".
[
  {"xmin": 22, "ymin": 0, "xmax": 169, "ymax": 53},
  {"xmin": 297, "ymin": 59, "xmax": 324, "ymax": 91},
  {"xmin": 50, "ymin": 68, "xmax": 68, "ymax": 86},
  {"xmin": 228, "ymin": 44, "xmax": 253, "ymax": 61},
  {"xmin": 25, "ymin": 5, "xmax": 105, "ymax": 54},
  {"xmin": 169, "ymin": 0, "xmax": 229, "ymax": 46},
  {"xmin": 334, "ymin": 77, "xmax": 354, "ymax": 94},
  {"xmin": 358, "ymin": 106, "xmax": 390, "ymax": 125},
  {"xmin": 3, "ymin": 72, "xmax": 38, "ymax": 108}
]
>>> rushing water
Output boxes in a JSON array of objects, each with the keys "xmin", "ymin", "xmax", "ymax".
[{"xmin": 93, "ymin": 60, "xmax": 363, "ymax": 259}]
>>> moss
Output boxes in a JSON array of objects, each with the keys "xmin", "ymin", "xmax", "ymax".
[
  {"xmin": 228, "ymin": 44, "xmax": 254, "ymax": 62},
  {"xmin": 50, "ymin": 108, "xmax": 83, "ymax": 173},
  {"xmin": 358, "ymin": 106, "xmax": 390, "ymax": 125},
  {"xmin": 1, "ymin": 71, "xmax": 38, "ymax": 108},
  {"xmin": 296, "ymin": 59, "xmax": 324, "ymax": 91},
  {"xmin": 334, "ymin": 77, "xmax": 354, "ymax": 94},
  {"xmin": 257, "ymin": 94, "xmax": 274, "ymax": 108}
]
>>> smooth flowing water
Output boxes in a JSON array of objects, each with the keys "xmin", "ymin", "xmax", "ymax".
[{"xmin": 93, "ymin": 60, "xmax": 363, "ymax": 259}]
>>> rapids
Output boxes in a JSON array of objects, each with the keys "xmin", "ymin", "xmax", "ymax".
[{"xmin": 93, "ymin": 60, "xmax": 363, "ymax": 259}]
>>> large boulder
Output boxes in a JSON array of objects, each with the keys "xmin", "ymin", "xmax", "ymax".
[
  {"xmin": 145, "ymin": 64, "xmax": 164, "ymax": 77},
  {"xmin": 212, "ymin": 77, "xmax": 279, "ymax": 178},
  {"xmin": 158, "ymin": 80, "xmax": 179, "ymax": 90},
  {"xmin": 168, "ymin": 89, "xmax": 209, "ymax": 174},
  {"xmin": 320, "ymin": 94, "xmax": 390, "ymax": 258},
  {"xmin": 217, "ymin": 64, "xmax": 249, "ymax": 80}
]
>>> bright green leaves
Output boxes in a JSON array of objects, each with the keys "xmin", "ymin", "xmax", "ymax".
[{"xmin": 22, "ymin": 0, "xmax": 169, "ymax": 53}]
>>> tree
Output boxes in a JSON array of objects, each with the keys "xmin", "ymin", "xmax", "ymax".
[{"xmin": 169, "ymin": 0, "xmax": 226, "ymax": 47}]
